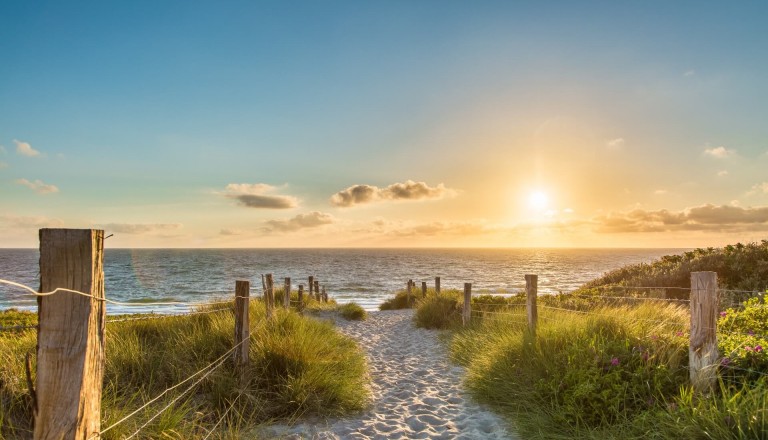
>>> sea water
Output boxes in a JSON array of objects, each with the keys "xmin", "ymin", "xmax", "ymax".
[{"xmin": 0, "ymin": 248, "xmax": 682, "ymax": 313}]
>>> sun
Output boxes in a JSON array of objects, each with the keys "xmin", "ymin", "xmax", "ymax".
[{"xmin": 528, "ymin": 190, "xmax": 549, "ymax": 211}]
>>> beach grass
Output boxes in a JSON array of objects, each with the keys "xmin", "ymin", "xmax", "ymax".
[
  {"xmin": 0, "ymin": 301, "xmax": 367, "ymax": 439},
  {"xmin": 338, "ymin": 302, "xmax": 367, "ymax": 321}
]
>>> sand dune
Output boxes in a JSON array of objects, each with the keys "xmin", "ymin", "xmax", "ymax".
[{"xmin": 259, "ymin": 309, "xmax": 517, "ymax": 439}]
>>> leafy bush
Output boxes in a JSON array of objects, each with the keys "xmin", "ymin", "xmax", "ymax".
[
  {"xmin": 718, "ymin": 298, "xmax": 768, "ymax": 384},
  {"xmin": 338, "ymin": 302, "xmax": 367, "ymax": 321},
  {"xmin": 584, "ymin": 240, "xmax": 768, "ymax": 300}
]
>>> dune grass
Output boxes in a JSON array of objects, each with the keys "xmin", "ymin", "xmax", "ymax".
[
  {"xmin": 338, "ymin": 302, "xmax": 367, "ymax": 321},
  {"xmin": 0, "ymin": 301, "xmax": 367, "ymax": 439}
]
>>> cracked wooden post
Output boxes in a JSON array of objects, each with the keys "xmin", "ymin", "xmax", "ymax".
[
  {"xmin": 314, "ymin": 280, "xmax": 320, "ymax": 301},
  {"xmin": 322, "ymin": 286, "xmax": 328, "ymax": 303},
  {"xmin": 264, "ymin": 274, "xmax": 274, "ymax": 320},
  {"xmin": 463, "ymin": 283, "xmax": 472, "ymax": 327},
  {"xmin": 35, "ymin": 228, "xmax": 105, "ymax": 440},
  {"xmin": 284, "ymin": 277, "xmax": 291, "ymax": 308},
  {"xmin": 308, "ymin": 276, "xmax": 314, "ymax": 300},
  {"xmin": 690, "ymin": 271, "xmax": 718, "ymax": 394},
  {"xmin": 234, "ymin": 280, "xmax": 250, "ymax": 378},
  {"xmin": 421, "ymin": 281, "xmax": 427, "ymax": 298},
  {"xmin": 526, "ymin": 274, "xmax": 538, "ymax": 337},
  {"xmin": 435, "ymin": 277, "xmax": 441, "ymax": 295}
]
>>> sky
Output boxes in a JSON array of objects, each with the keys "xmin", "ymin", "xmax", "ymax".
[{"xmin": 1, "ymin": 1, "xmax": 767, "ymax": 248}]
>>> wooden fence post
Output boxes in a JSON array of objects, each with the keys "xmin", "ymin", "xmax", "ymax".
[
  {"xmin": 421, "ymin": 281, "xmax": 427, "ymax": 297},
  {"xmin": 463, "ymin": 283, "xmax": 472, "ymax": 326},
  {"xmin": 298, "ymin": 284, "xmax": 304, "ymax": 308},
  {"xmin": 322, "ymin": 286, "xmax": 328, "ymax": 303},
  {"xmin": 525, "ymin": 274, "xmax": 538, "ymax": 337},
  {"xmin": 284, "ymin": 277, "xmax": 291, "ymax": 308},
  {"xmin": 314, "ymin": 280, "xmax": 320, "ymax": 301},
  {"xmin": 35, "ymin": 228, "xmax": 105, "ymax": 440},
  {"xmin": 308, "ymin": 276, "xmax": 314, "ymax": 299},
  {"xmin": 234, "ymin": 280, "xmax": 250, "ymax": 377},
  {"xmin": 407, "ymin": 280, "xmax": 413, "ymax": 306},
  {"xmin": 264, "ymin": 274, "xmax": 274, "ymax": 320},
  {"xmin": 435, "ymin": 277, "xmax": 441, "ymax": 295},
  {"xmin": 690, "ymin": 271, "xmax": 718, "ymax": 394}
]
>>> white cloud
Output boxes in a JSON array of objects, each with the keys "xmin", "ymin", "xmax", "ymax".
[
  {"xmin": 0, "ymin": 214, "xmax": 64, "ymax": 229},
  {"xmin": 264, "ymin": 211, "xmax": 334, "ymax": 232},
  {"xmin": 654, "ymin": 189, "xmax": 668, "ymax": 195},
  {"xmin": 606, "ymin": 138, "xmax": 625, "ymax": 150},
  {"xmin": 15, "ymin": 178, "xmax": 59, "ymax": 194},
  {"xmin": 331, "ymin": 180, "xmax": 455, "ymax": 207},
  {"xmin": 703, "ymin": 146, "xmax": 735, "ymax": 158},
  {"xmin": 219, "ymin": 228, "xmax": 243, "ymax": 236},
  {"xmin": 753, "ymin": 182, "xmax": 768, "ymax": 194},
  {"xmin": 97, "ymin": 223, "xmax": 183, "ymax": 234},
  {"xmin": 221, "ymin": 183, "xmax": 298, "ymax": 209},
  {"xmin": 717, "ymin": 170, "xmax": 729, "ymax": 177},
  {"xmin": 684, "ymin": 70, "xmax": 696, "ymax": 77},
  {"xmin": 594, "ymin": 204, "xmax": 768, "ymax": 233},
  {"xmin": 14, "ymin": 139, "xmax": 42, "ymax": 157}
]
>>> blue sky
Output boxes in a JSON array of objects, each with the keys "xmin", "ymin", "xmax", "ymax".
[{"xmin": 2, "ymin": 1, "xmax": 767, "ymax": 247}]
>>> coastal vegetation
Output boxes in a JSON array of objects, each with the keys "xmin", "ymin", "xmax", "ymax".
[
  {"xmin": 0, "ymin": 301, "xmax": 368, "ymax": 439},
  {"xmin": 391, "ymin": 240, "xmax": 768, "ymax": 439},
  {"xmin": 338, "ymin": 302, "xmax": 367, "ymax": 321}
]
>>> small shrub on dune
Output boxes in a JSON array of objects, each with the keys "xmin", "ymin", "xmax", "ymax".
[
  {"xmin": 415, "ymin": 292, "xmax": 462, "ymax": 329},
  {"xmin": 379, "ymin": 290, "xmax": 414, "ymax": 310},
  {"xmin": 338, "ymin": 302, "xmax": 367, "ymax": 321}
]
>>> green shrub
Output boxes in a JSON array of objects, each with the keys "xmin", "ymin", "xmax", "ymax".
[
  {"xmin": 338, "ymin": 302, "xmax": 367, "ymax": 321},
  {"xmin": 718, "ymin": 298, "xmax": 768, "ymax": 384}
]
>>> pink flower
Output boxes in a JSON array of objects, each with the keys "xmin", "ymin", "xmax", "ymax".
[
  {"xmin": 610, "ymin": 357, "xmax": 620, "ymax": 366},
  {"xmin": 745, "ymin": 346, "xmax": 753, "ymax": 352},
  {"xmin": 756, "ymin": 345, "xmax": 763, "ymax": 352},
  {"xmin": 719, "ymin": 311, "xmax": 727, "ymax": 317}
]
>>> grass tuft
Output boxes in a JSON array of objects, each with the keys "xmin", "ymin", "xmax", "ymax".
[{"xmin": 338, "ymin": 302, "xmax": 367, "ymax": 321}]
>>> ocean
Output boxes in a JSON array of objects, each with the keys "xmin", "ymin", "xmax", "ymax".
[{"xmin": 0, "ymin": 248, "xmax": 682, "ymax": 313}]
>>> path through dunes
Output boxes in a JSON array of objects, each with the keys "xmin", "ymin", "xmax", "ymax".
[{"xmin": 260, "ymin": 309, "xmax": 517, "ymax": 439}]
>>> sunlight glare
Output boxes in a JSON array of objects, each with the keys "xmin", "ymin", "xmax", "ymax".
[{"xmin": 528, "ymin": 190, "xmax": 549, "ymax": 211}]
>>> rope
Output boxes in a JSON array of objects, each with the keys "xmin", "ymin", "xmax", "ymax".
[
  {"xmin": 97, "ymin": 334, "xmax": 253, "ymax": 437},
  {"xmin": 568, "ymin": 294, "xmax": 690, "ymax": 303},
  {"xmin": 202, "ymin": 391, "xmax": 243, "ymax": 440},
  {"xmin": 106, "ymin": 308, "xmax": 231, "ymax": 324}
]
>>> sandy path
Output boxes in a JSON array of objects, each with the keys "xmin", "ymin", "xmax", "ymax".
[{"xmin": 259, "ymin": 309, "xmax": 518, "ymax": 439}]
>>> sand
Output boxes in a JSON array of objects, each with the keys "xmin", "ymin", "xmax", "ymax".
[{"xmin": 258, "ymin": 309, "xmax": 518, "ymax": 439}]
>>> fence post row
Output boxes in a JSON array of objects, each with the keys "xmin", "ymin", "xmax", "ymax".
[
  {"xmin": 525, "ymin": 274, "xmax": 538, "ymax": 337},
  {"xmin": 234, "ymin": 280, "xmax": 250, "ymax": 380},
  {"xmin": 463, "ymin": 283, "xmax": 472, "ymax": 326},
  {"xmin": 264, "ymin": 274, "xmax": 274, "ymax": 319},
  {"xmin": 35, "ymin": 229, "xmax": 106, "ymax": 440},
  {"xmin": 284, "ymin": 277, "xmax": 291, "ymax": 308},
  {"xmin": 690, "ymin": 271, "xmax": 718, "ymax": 394}
]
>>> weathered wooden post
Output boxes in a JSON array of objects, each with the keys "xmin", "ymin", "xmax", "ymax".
[
  {"xmin": 284, "ymin": 277, "xmax": 291, "ymax": 308},
  {"xmin": 690, "ymin": 271, "xmax": 718, "ymax": 394},
  {"xmin": 322, "ymin": 286, "xmax": 328, "ymax": 302},
  {"xmin": 234, "ymin": 280, "xmax": 250, "ymax": 377},
  {"xmin": 407, "ymin": 280, "xmax": 413, "ymax": 306},
  {"xmin": 308, "ymin": 276, "xmax": 315, "ymax": 299},
  {"xmin": 463, "ymin": 283, "xmax": 472, "ymax": 326},
  {"xmin": 421, "ymin": 281, "xmax": 428, "ymax": 297},
  {"xmin": 314, "ymin": 280, "xmax": 320, "ymax": 301},
  {"xmin": 264, "ymin": 274, "xmax": 274, "ymax": 320},
  {"xmin": 35, "ymin": 228, "xmax": 105, "ymax": 440},
  {"xmin": 298, "ymin": 284, "xmax": 304, "ymax": 308},
  {"xmin": 435, "ymin": 277, "xmax": 441, "ymax": 295},
  {"xmin": 525, "ymin": 274, "xmax": 538, "ymax": 337}
]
